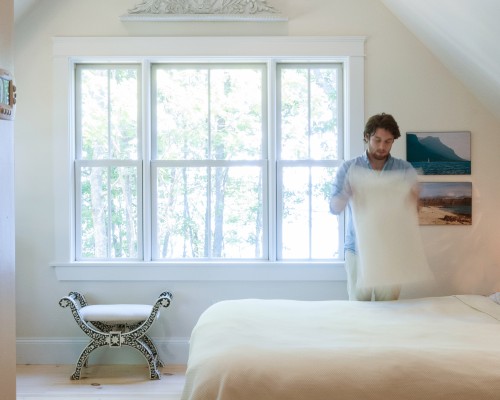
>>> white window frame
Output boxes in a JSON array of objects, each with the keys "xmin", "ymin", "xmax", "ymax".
[{"xmin": 51, "ymin": 36, "xmax": 365, "ymax": 281}]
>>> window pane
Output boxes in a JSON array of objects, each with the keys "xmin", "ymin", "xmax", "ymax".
[
  {"xmin": 155, "ymin": 166, "xmax": 263, "ymax": 259},
  {"xmin": 280, "ymin": 68, "xmax": 309, "ymax": 160},
  {"xmin": 210, "ymin": 166, "xmax": 263, "ymax": 258},
  {"xmin": 79, "ymin": 67, "xmax": 138, "ymax": 160},
  {"xmin": 154, "ymin": 66, "xmax": 263, "ymax": 161},
  {"xmin": 310, "ymin": 167, "xmax": 340, "ymax": 259},
  {"xmin": 310, "ymin": 68, "xmax": 340, "ymax": 160},
  {"xmin": 281, "ymin": 166, "xmax": 340, "ymax": 259},
  {"xmin": 155, "ymin": 68, "xmax": 209, "ymax": 160},
  {"xmin": 210, "ymin": 69, "xmax": 263, "ymax": 160},
  {"xmin": 80, "ymin": 166, "xmax": 109, "ymax": 258},
  {"xmin": 280, "ymin": 66, "xmax": 340, "ymax": 161},
  {"xmin": 156, "ymin": 166, "xmax": 208, "ymax": 258},
  {"xmin": 80, "ymin": 166, "xmax": 138, "ymax": 258}
]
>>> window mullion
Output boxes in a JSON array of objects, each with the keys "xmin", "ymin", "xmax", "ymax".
[
  {"xmin": 142, "ymin": 61, "xmax": 151, "ymax": 262},
  {"xmin": 268, "ymin": 60, "xmax": 278, "ymax": 262},
  {"xmin": 206, "ymin": 69, "xmax": 212, "ymax": 257},
  {"xmin": 107, "ymin": 165, "xmax": 112, "ymax": 258},
  {"xmin": 307, "ymin": 68, "xmax": 313, "ymax": 259},
  {"xmin": 74, "ymin": 163, "xmax": 83, "ymax": 260},
  {"xmin": 206, "ymin": 166, "xmax": 212, "ymax": 258}
]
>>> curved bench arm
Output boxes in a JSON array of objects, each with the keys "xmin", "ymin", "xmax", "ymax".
[
  {"xmin": 59, "ymin": 292, "xmax": 106, "ymax": 339},
  {"xmin": 158, "ymin": 291, "xmax": 173, "ymax": 308},
  {"xmin": 69, "ymin": 291, "xmax": 88, "ymax": 307},
  {"xmin": 126, "ymin": 291, "xmax": 173, "ymax": 339},
  {"xmin": 59, "ymin": 291, "xmax": 88, "ymax": 309}
]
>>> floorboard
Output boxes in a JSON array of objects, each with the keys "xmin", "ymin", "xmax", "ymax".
[{"xmin": 16, "ymin": 364, "xmax": 186, "ymax": 400}]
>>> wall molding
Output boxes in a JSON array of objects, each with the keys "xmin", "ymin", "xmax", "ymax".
[
  {"xmin": 16, "ymin": 337, "xmax": 189, "ymax": 365},
  {"xmin": 121, "ymin": 0, "xmax": 288, "ymax": 22}
]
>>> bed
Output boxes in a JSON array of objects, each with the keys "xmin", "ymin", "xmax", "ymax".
[{"xmin": 181, "ymin": 295, "xmax": 500, "ymax": 400}]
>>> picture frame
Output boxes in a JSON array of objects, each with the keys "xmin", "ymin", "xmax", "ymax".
[
  {"xmin": 0, "ymin": 68, "xmax": 16, "ymax": 121},
  {"xmin": 417, "ymin": 182, "xmax": 472, "ymax": 225},
  {"xmin": 406, "ymin": 131, "xmax": 471, "ymax": 175}
]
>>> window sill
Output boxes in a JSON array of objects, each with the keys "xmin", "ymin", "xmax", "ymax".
[{"xmin": 52, "ymin": 261, "xmax": 346, "ymax": 281}]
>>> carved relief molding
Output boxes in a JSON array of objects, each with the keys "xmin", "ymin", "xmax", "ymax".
[{"xmin": 121, "ymin": 0, "xmax": 288, "ymax": 22}]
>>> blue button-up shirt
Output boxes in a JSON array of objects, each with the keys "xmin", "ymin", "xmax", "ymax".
[{"xmin": 330, "ymin": 151, "xmax": 417, "ymax": 254}]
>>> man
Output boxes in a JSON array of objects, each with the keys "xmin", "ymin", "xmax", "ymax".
[{"xmin": 330, "ymin": 113, "xmax": 418, "ymax": 301}]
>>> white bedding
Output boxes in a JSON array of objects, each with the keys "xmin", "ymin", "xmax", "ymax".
[
  {"xmin": 181, "ymin": 295, "xmax": 500, "ymax": 400},
  {"xmin": 349, "ymin": 167, "xmax": 432, "ymax": 288}
]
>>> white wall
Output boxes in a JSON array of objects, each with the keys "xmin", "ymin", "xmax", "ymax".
[
  {"xmin": 1, "ymin": 0, "xmax": 17, "ymax": 397},
  {"xmin": 14, "ymin": 0, "xmax": 500, "ymax": 365}
]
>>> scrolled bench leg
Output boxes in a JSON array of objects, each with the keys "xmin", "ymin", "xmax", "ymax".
[
  {"xmin": 141, "ymin": 334, "xmax": 163, "ymax": 367},
  {"xmin": 71, "ymin": 340, "xmax": 105, "ymax": 380},
  {"xmin": 126, "ymin": 340, "xmax": 161, "ymax": 380}
]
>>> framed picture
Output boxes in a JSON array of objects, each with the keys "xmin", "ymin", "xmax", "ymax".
[
  {"xmin": 406, "ymin": 131, "xmax": 471, "ymax": 175},
  {"xmin": 418, "ymin": 182, "xmax": 472, "ymax": 225}
]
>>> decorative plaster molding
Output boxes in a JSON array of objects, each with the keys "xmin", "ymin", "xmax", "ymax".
[{"xmin": 121, "ymin": 0, "xmax": 288, "ymax": 22}]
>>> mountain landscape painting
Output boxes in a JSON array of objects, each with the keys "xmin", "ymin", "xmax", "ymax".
[{"xmin": 406, "ymin": 131, "xmax": 471, "ymax": 175}]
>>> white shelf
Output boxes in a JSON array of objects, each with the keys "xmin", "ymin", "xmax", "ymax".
[{"xmin": 120, "ymin": 13, "xmax": 288, "ymax": 22}]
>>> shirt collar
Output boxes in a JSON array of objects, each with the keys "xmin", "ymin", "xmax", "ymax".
[{"xmin": 362, "ymin": 150, "xmax": 393, "ymax": 170}]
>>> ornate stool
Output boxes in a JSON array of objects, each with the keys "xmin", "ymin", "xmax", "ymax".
[{"xmin": 59, "ymin": 291, "xmax": 172, "ymax": 380}]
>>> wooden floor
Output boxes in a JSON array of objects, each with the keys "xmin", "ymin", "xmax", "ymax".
[{"xmin": 16, "ymin": 364, "xmax": 187, "ymax": 400}]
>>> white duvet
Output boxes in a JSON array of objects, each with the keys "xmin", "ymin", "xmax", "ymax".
[{"xmin": 181, "ymin": 295, "xmax": 500, "ymax": 400}]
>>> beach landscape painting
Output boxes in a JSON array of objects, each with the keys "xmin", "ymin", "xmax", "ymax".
[
  {"xmin": 418, "ymin": 182, "xmax": 472, "ymax": 225},
  {"xmin": 406, "ymin": 131, "xmax": 471, "ymax": 175}
]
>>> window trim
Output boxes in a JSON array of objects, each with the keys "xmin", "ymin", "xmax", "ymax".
[{"xmin": 51, "ymin": 36, "xmax": 365, "ymax": 281}]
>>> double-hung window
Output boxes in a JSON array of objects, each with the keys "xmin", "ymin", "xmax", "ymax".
[
  {"xmin": 56, "ymin": 37, "xmax": 365, "ymax": 274},
  {"xmin": 75, "ymin": 65, "xmax": 142, "ymax": 259},
  {"xmin": 151, "ymin": 64, "xmax": 267, "ymax": 260}
]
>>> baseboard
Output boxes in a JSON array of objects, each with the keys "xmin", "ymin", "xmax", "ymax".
[{"xmin": 16, "ymin": 337, "xmax": 190, "ymax": 365}]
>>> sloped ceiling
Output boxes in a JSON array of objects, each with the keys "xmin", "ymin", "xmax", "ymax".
[
  {"xmin": 14, "ymin": 0, "xmax": 500, "ymax": 121},
  {"xmin": 381, "ymin": 0, "xmax": 500, "ymax": 122}
]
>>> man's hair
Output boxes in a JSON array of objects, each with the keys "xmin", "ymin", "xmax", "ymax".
[{"xmin": 363, "ymin": 113, "xmax": 401, "ymax": 143}]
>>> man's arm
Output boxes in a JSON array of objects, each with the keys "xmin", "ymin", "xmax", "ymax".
[
  {"xmin": 329, "ymin": 162, "xmax": 351, "ymax": 215},
  {"xmin": 330, "ymin": 192, "xmax": 349, "ymax": 214}
]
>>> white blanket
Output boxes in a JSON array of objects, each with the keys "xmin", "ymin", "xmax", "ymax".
[
  {"xmin": 181, "ymin": 296, "xmax": 500, "ymax": 400},
  {"xmin": 348, "ymin": 167, "xmax": 433, "ymax": 287}
]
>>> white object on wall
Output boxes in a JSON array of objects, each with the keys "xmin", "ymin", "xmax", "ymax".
[{"xmin": 121, "ymin": 0, "xmax": 288, "ymax": 21}]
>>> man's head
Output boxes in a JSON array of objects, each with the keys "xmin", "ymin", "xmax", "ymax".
[
  {"xmin": 363, "ymin": 113, "xmax": 401, "ymax": 143},
  {"xmin": 363, "ymin": 113, "xmax": 401, "ymax": 161}
]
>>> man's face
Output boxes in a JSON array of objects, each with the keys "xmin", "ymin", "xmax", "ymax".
[{"xmin": 367, "ymin": 128, "xmax": 395, "ymax": 160}]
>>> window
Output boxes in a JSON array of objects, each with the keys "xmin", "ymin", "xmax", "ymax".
[
  {"xmin": 54, "ymin": 37, "xmax": 365, "ymax": 278},
  {"xmin": 75, "ymin": 65, "xmax": 142, "ymax": 259},
  {"xmin": 75, "ymin": 61, "xmax": 343, "ymax": 261},
  {"xmin": 277, "ymin": 64, "xmax": 343, "ymax": 260},
  {"xmin": 151, "ymin": 64, "xmax": 267, "ymax": 260}
]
